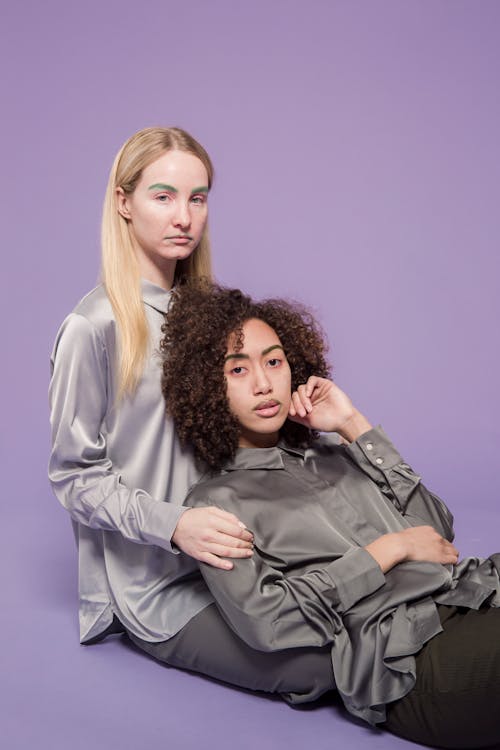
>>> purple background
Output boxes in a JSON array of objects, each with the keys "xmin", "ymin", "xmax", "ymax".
[{"xmin": 2, "ymin": 1, "xmax": 499, "ymax": 748}]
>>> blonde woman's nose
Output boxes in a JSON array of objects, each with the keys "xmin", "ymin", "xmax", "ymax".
[{"xmin": 173, "ymin": 200, "xmax": 191, "ymax": 228}]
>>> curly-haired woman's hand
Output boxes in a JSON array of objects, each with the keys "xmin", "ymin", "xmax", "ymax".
[
  {"xmin": 172, "ymin": 507, "xmax": 254, "ymax": 570},
  {"xmin": 288, "ymin": 376, "xmax": 372, "ymax": 441},
  {"xmin": 365, "ymin": 526, "xmax": 459, "ymax": 573}
]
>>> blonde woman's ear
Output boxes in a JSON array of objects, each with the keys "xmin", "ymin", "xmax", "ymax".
[{"xmin": 115, "ymin": 187, "xmax": 131, "ymax": 220}]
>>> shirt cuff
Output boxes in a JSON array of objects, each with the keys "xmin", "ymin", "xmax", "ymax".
[
  {"xmin": 346, "ymin": 426, "xmax": 405, "ymax": 471},
  {"xmin": 142, "ymin": 501, "xmax": 190, "ymax": 554},
  {"xmin": 324, "ymin": 547, "xmax": 386, "ymax": 611}
]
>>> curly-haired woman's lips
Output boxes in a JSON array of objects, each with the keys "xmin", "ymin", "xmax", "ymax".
[{"xmin": 253, "ymin": 400, "xmax": 281, "ymax": 418}]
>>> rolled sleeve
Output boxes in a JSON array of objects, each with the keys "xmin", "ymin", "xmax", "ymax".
[{"xmin": 324, "ymin": 547, "xmax": 386, "ymax": 611}]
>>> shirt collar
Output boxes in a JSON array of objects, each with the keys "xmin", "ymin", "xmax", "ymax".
[
  {"xmin": 141, "ymin": 278, "xmax": 172, "ymax": 313},
  {"xmin": 223, "ymin": 440, "xmax": 306, "ymax": 472}
]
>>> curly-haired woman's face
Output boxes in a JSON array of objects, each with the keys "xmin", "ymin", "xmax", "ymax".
[{"xmin": 224, "ymin": 318, "xmax": 292, "ymax": 449}]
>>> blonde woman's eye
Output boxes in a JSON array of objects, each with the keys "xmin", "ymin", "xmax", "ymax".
[
  {"xmin": 156, "ymin": 194, "xmax": 170, "ymax": 202},
  {"xmin": 191, "ymin": 195, "xmax": 206, "ymax": 205}
]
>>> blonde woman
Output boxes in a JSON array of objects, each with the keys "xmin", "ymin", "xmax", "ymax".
[{"xmin": 49, "ymin": 127, "xmax": 335, "ymax": 699}]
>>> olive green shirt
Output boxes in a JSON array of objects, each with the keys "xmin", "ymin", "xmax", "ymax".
[{"xmin": 186, "ymin": 429, "xmax": 500, "ymax": 724}]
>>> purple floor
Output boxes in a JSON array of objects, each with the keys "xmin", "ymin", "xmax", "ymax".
[{"xmin": 4, "ymin": 494, "xmax": 498, "ymax": 750}]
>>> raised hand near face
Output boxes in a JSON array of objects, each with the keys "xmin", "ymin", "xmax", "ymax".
[{"xmin": 288, "ymin": 376, "xmax": 372, "ymax": 442}]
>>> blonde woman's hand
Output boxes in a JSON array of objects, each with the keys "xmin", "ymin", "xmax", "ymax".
[{"xmin": 172, "ymin": 507, "xmax": 254, "ymax": 570}]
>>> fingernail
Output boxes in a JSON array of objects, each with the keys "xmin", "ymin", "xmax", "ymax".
[{"xmin": 238, "ymin": 522, "xmax": 247, "ymax": 529}]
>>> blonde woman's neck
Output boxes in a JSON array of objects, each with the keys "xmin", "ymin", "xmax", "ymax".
[{"xmin": 137, "ymin": 252, "xmax": 177, "ymax": 291}]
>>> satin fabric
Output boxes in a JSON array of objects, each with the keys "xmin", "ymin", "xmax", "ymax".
[
  {"xmin": 49, "ymin": 281, "xmax": 214, "ymax": 643},
  {"xmin": 186, "ymin": 429, "xmax": 500, "ymax": 725}
]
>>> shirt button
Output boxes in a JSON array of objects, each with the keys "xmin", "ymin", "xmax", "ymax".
[
  {"xmin": 365, "ymin": 443, "xmax": 373, "ymax": 451},
  {"xmin": 375, "ymin": 457, "xmax": 384, "ymax": 465}
]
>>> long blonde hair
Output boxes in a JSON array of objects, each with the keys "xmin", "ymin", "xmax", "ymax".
[{"xmin": 101, "ymin": 127, "xmax": 214, "ymax": 396}]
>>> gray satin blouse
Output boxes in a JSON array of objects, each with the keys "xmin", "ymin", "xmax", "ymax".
[
  {"xmin": 49, "ymin": 281, "xmax": 214, "ymax": 643},
  {"xmin": 186, "ymin": 429, "xmax": 500, "ymax": 724}
]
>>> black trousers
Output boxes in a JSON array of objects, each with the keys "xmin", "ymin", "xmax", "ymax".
[
  {"xmin": 384, "ymin": 604, "xmax": 500, "ymax": 749},
  {"xmin": 128, "ymin": 603, "xmax": 500, "ymax": 749}
]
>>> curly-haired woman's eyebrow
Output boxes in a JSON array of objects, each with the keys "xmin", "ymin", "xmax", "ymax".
[
  {"xmin": 261, "ymin": 345, "xmax": 285, "ymax": 356},
  {"xmin": 224, "ymin": 345, "xmax": 285, "ymax": 363}
]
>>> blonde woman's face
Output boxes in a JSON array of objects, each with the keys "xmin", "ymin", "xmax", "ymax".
[{"xmin": 117, "ymin": 149, "xmax": 209, "ymax": 283}]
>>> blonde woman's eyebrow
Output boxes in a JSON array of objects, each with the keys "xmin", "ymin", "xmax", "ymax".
[
  {"xmin": 148, "ymin": 184, "xmax": 208, "ymax": 194},
  {"xmin": 148, "ymin": 183, "xmax": 177, "ymax": 192}
]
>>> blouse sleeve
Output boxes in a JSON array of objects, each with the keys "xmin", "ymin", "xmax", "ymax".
[
  {"xmin": 48, "ymin": 313, "xmax": 186, "ymax": 552},
  {"xmin": 186, "ymin": 486, "xmax": 385, "ymax": 652},
  {"xmin": 345, "ymin": 427, "xmax": 455, "ymax": 542}
]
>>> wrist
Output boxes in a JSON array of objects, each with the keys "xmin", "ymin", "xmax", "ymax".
[
  {"xmin": 337, "ymin": 410, "xmax": 372, "ymax": 443},
  {"xmin": 391, "ymin": 531, "xmax": 409, "ymax": 564},
  {"xmin": 365, "ymin": 532, "xmax": 407, "ymax": 573},
  {"xmin": 171, "ymin": 507, "xmax": 191, "ymax": 543}
]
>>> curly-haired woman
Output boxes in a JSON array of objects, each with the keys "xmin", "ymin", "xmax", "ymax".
[{"xmin": 159, "ymin": 280, "xmax": 500, "ymax": 750}]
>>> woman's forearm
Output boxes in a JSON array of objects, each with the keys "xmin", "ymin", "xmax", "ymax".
[
  {"xmin": 365, "ymin": 526, "xmax": 459, "ymax": 573},
  {"xmin": 365, "ymin": 533, "xmax": 407, "ymax": 573}
]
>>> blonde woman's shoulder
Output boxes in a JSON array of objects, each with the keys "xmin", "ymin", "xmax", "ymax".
[
  {"xmin": 51, "ymin": 285, "xmax": 116, "ymax": 358},
  {"xmin": 72, "ymin": 284, "xmax": 113, "ymax": 325}
]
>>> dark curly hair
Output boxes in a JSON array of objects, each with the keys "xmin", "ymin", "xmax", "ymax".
[{"xmin": 161, "ymin": 279, "xmax": 331, "ymax": 471}]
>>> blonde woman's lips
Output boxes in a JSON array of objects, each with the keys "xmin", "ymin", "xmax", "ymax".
[
  {"xmin": 254, "ymin": 400, "xmax": 281, "ymax": 418},
  {"xmin": 166, "ymin": 235, "xmax": 193, "ymax": 244}
]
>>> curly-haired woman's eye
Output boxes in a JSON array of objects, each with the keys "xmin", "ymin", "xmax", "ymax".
[
  {"xmin": 267, "ymin": 358, "xmax": 282, "ymax": 368},
  {"xmin": 230, "ymin": 366, "xmax": 247, "ymax": 376}
]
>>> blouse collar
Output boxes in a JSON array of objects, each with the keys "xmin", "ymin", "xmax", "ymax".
[
  {"xmin": 140, "ymin": 278, "xmax": 172, "ymax": 314},
  {"xmin": 223, "ymin": 441, "xmax": 306, "ymax": 472}
]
